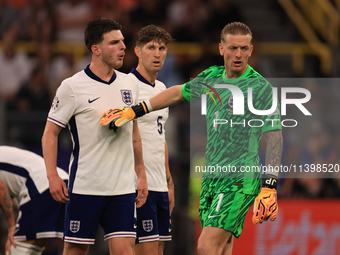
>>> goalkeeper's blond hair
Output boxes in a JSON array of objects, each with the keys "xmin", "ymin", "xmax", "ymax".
[{"xmin": 220, "ymin": 22, "xmax": 252, "ymax": 44}]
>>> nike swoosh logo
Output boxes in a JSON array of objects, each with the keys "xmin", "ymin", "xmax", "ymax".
[
  {"xmin": 208, "ymin": 215, "xmax": 220, "ymax": 219},
  {"xmin": 134, "ymin": 224, "xmax": 137, "ymax": 229},
  {"xmin": 168, "ymin": 228, "xmax": 172, "ymax": 232},
  {"xmin": 88, "ymin": 97, "xmax": 100, "ymax": 103}
]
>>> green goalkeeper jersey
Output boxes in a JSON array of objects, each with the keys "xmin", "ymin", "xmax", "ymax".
[{"xmin": 181, "ymin": 65, "xmax": 281, "ymax": 195}]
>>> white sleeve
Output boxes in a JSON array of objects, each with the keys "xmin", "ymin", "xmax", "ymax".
[{"xmin": 47, "ymin": 80, "xmax": 77, "ymax": 128}]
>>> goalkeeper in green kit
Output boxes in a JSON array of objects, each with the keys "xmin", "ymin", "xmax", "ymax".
[{"xmin": 101, "ymin": 22, "xmax": 283, "ymax": 255}]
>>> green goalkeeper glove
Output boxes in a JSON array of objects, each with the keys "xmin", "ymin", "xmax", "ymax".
[
  {"xmin": 252, "ymin": 174, "xmax": 278, "ymax": 224},
  {"xmin": 100, "ymin": 101, "xmax": 150, "ymax": 126}
]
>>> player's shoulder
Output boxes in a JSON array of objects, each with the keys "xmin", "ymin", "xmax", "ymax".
[
  {"xmin": 128, "ymin": 68, "xmax": 151, "ymax": 86},
  {"xmin": 0, "ymin": 146, "xmax": 40, "ymax": 164},
  {"xmin": 247, "ymin": 66, "xmax": 272, "ymax": 88},
  {"xmin": 0, "ymin": 146, "xmax": 22, "ymax": 159},
  {"xmin": 246, "ymin": 66, "xmax": 264, "ymax": 79},
  {"xmin": 128, "ymin": 68, "xmax": 165, "ymax": 91},
  {"xmin": 126, "ymin": 71, "xmax": 139, "ymax": 83},
  {"xmin": 115, "ymin": 69, "xmax": 128, "ymax": 78},
  {"xmin": 198, "ymin": 65, "xmax": 224, "ymax": 78},
  {"xmin": 0, "ymin": 146, "xmax": 27, "ymax": 156},
  {"xmin": 70, "ymin": 69, "xmax": 88, "ymax": 81},
  {"xmin": 155, "ymin": 79, "xmax": 166, "ymax": 90},
  {"xmin": 60, "ymin": 69, "xmax": 87, "ymax": 88},
  {"xmin": 118, "ymin": 70, "xmax": 138, "ymax": 86},
  {"xmin": 127, "ymin": 71, "xmax": 135, "ymax": 78},
  {"xmin": 117, "ymin": 70, "xmax": 134, "ymax": 81}
]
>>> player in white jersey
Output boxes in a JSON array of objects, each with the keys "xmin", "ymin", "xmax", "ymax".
[
  {"xmin": 0, "ymin": 146, "xmax": 68, "ymax": 255},
  {"xmin": 41, "ymin": 18, "xmax": 148, "ymax": 255},
  {"xmin": 129, "ymin": 25, "xmax": 175, "ymax": 255}
]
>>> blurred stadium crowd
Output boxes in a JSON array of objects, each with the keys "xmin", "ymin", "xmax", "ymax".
[{"xmin": 0, "ymin": 0, "xmax": 340, "ymax": 254}]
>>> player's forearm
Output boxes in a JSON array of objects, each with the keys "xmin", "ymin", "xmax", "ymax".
[
  {"xmin": 149, "ymin": 85, "xmax": 184, "ymax": 111},
  {"xmin": 42, "ymin": 124, "xmax": 60, "ymax": 179},
  {"xmin": 0, "ymin": 183, "xmax": 16, "ymax": 228},
  {"xmin": 166, "ymin": 170, "xmax": 174, "ymax": 194},
  {"xmin": 11, "ymin": 198, "xmax": 19, "ymax": 222},
  {"xmin": 165, "ymin": 142, "xmax": 174, "ymax": 190},
  {"xmin": 102, "ymin": 86, "xmax": 185, "ymax": 127},
  {"xmin": 133, "ymin": 121, "xmax": 147, "ymax": 180},
  {"xmin": 264, "ymin": 130, "xmax": 283, "ymax": 178}
]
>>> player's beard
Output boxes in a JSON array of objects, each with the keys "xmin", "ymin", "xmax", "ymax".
[
  {"xmin": 147, "ymin": 60, "xmax": 163, "ymax": 73},
  {"xmin": 102, "ymin": 52, "xmax": 123, "ymax": 69}
]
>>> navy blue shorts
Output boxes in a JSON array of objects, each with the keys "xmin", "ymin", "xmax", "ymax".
[
  {"xmin": 15, "ymin": 188, "xmax": 65, "ymax": 241},
  {"xmin": 64, "ymin": 193, "xmax": 136, "ymax": 244},
  {"xmin": 136, "ymin": 191, "xmax": 172, "ymax": 243}
]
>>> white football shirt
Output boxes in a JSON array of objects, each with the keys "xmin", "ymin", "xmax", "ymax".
[
  {"xmin": 0, "ymin": 146, "xmax": 68, "ymax": 206},
  {"xmin": 129, "ymin": 68, "xmax": 169, "ymax": 192},
  {"xmin": 47, "ymin": 66, "xmax": 138, "ymax": 195}
]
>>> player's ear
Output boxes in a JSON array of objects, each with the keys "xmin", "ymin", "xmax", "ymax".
[
  {"xmin": 219, "ymin": 43, "xmax": 224, "ymax": 56},
  {"xmin": 91, "ymin": 44, "xmax": 101, "ymax": 56},
  {"xmin": 134, "ymin": 46, "xmax": 141, "ymax": 58},
  {"xmin": 249, "ymin": 44, "xmax": 253, "ymax": 57}
]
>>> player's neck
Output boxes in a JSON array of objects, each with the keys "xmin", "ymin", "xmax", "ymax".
[
  {"xmin": 89, "ymin": 60, "xmax": 115, "ymax": 82},
  {"xmin": 136, "ymin": 65, "xmax": 157, "ymax": 84},
  {"xmin": 225, "ymin": 64, "xmax": 248, "ymax": 79}
]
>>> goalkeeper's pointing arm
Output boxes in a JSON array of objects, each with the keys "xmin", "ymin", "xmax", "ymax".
[
  {"xmin": 100, "ymin": 85, "xmax": 185, "ymax": 126},
  {"xmin": 252, "ymin": 130, "xmax": 283, "ymax": 224}
]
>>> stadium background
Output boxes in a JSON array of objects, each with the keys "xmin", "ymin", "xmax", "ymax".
[{"xmin": 0, "ymin": 0, "xmax": 340, "ymax": 254}]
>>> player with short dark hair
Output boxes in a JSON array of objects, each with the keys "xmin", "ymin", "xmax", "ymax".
[
  {"xmin": 101, "ymin": 22, "xmax": 283, "ymax": 255},
  {"xmin": 84, "ymin": 19, "xmax": 122, "ymax": 52},
  {"xmin": 0, "ymin": 146, "xmax": 68, "ymax": 255},
  {"xmin": 135, "ymin": 25, "xmax": 173, "ymax": 47},
  {"xmin": 42, "ymin": 18, "xmax": 148, "ymax": 255},
  {"xmin": 129, "ymin": 25, "xmax": 174, "ymax": 255}
]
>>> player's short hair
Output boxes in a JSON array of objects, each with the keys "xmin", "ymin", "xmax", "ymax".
[
  {"xmin": 220, "ymin": 22, "xmax": 252, "ymax": 43},
  {"xmin": 85, "ymin": 18, "xmax": 122, "ymax": 52},
  {"xmin": 136, "ymin": 25, "xmax": 173, "ymax": 47}
]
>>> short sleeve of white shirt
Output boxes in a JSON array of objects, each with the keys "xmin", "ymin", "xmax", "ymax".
[{"xmin": 48, "ymin": 79, "xmax": 77, "ymax": 128}]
